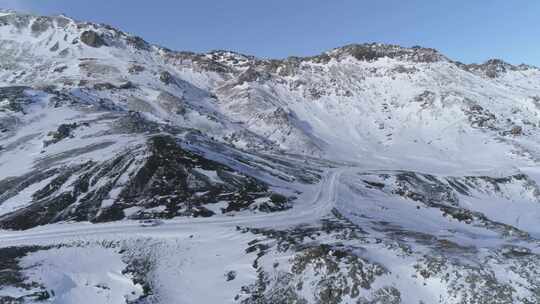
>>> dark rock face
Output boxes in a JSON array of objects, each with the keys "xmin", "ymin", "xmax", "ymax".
[
  {"xmin": 391, "ymin": 171, "xmax": 460, "ymax": 207},
  {"xmin": 159, "ymin": 71, "xmax": 174, "ymax": 85},
  {"xmin": 334, "ymin": 43, "xmax": 445, "ymax": 63},
  {"xmin": 0, "ymin": 86, "xmax": 33, "ymax": 113},
  {"xmin": 162, "ymin": 51, "xmax": 235, "ymax": 74},
  {"xmin": 126, "ymin": 35, "xmax": 151, "ymax": 51},
  {"xmin": 30, "ymin": 17, "xmax": 50, "ymax": 34},
  {"xmin": 237, "ymin": 67, "xmax": 271, "ymax": 85},
  {"xmin": 80, "ymin": 30, "xmax": 107, "ymax": 48},
  {"xmin": 0, "ymin": 134, "xmax": 292, "ymax": 230},
  {"xmin": 44, "ymin": 123, "xmax": 82, "ymax": 146},
  {"xmin": 115, "ymin": 135, "xmax": 290, "ymax": 218},
  {"xmin": 464, "ymin": 59, "xmax": 524, "ymax": 79},
  {"xmin": 464, "ymin": 102, "xmax": 498, "ymax": 130}
]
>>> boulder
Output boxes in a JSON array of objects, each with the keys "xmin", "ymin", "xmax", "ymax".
[
  {"xmin": 159, "ymin": 71, "xmax": 174, "ymax": 85},
  {"xmin": 510, "ymin": 126, "xmax": 523, "ymax": 136}
]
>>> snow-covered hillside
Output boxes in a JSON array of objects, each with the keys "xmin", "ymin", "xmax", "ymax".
[{"xmin": 2, "ymin": 9, "xmax": 540, "ymax": 304}]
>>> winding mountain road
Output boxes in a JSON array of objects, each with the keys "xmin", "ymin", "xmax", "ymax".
[{"xmin": 0, "ymin": 168, "xmax": 344, "ymax": 247}]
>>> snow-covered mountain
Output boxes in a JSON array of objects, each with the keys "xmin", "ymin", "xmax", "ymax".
[{"xmin": 2, "ymin": 10, "xmax": 540, "ymax": 304}]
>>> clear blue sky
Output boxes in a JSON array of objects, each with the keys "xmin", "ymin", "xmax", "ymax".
[{"xmin": 1, "ymin": 0, "xmax": 539, "ymax": 65}]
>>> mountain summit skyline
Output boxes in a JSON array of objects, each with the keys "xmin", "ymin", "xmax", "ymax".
[
  {"xmin": 1, "ymin": 7, "xmax": 536, "ymax": 69},
  {"xmin": 0, "ymin": 0, "xmax": 538, "ymax": 65}
]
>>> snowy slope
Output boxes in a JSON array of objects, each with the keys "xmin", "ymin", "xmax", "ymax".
[{"xmin": 1, "ymin": 10, "xmax": 540, "ymax": 304}]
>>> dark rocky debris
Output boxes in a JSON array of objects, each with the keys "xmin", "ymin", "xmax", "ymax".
[
  {"xmin": 0, "ymin": 135, "xmax": 293, "ymax": 230},
  {"xmin": 80, "ymin": 30, "xmax": 107, "ymax": 48}
]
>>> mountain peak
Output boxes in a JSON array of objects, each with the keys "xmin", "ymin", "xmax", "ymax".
[
  {"xmin": 327, "ymin": 43, "xmax": 448, "ymax": 63},
  {"xmin": 463, "ymin": 58, "xmax": 537, "ymax": 78}
]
